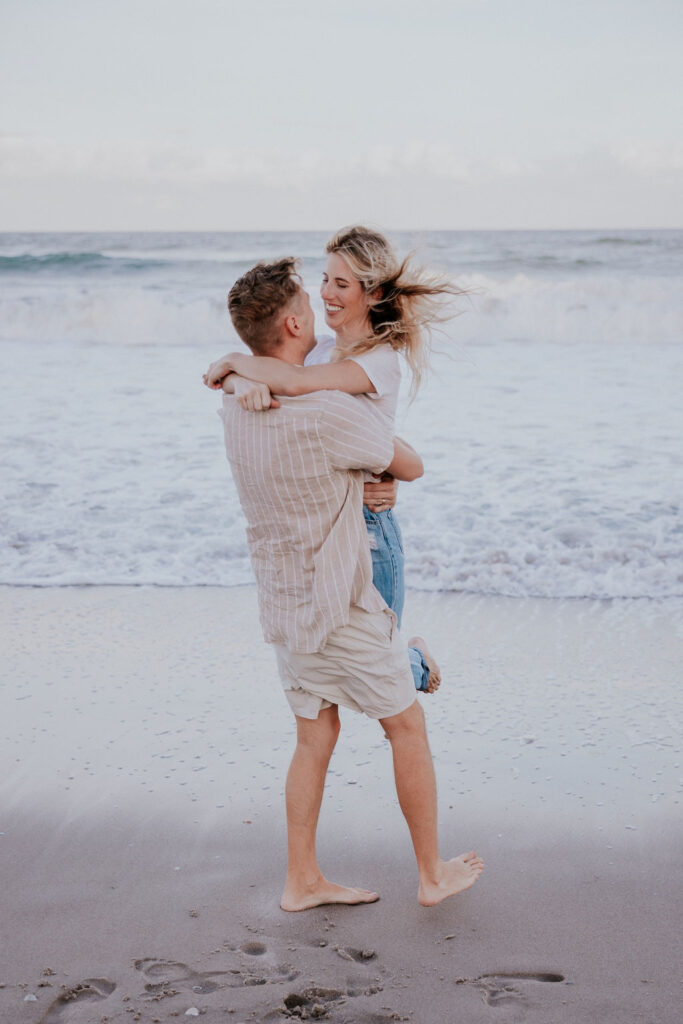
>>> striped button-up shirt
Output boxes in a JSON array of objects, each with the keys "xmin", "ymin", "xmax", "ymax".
[{"xmin": 220, "ymin": 391, "xmax": 394, "ymax": 653}]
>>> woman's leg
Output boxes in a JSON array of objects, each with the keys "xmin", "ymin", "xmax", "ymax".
[
  {"xmin": 363, "ymin": 507, "xmax": 432, "ymax": 692},
  {"xmin": 364, "ymin": 506, "xmax": 403, "ymax": 625},
  {"xmin": 408, "ymin": 637, "xmax": 441, "ymax": 694}
]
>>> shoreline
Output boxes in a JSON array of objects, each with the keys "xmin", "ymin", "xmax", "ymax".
[
  {"xmin": 1, "ymin": 585, "xmax": 681, "ymax": 1023},
  {"xmin": 4, "ymin": 580, "xmax": 683, "ymax": 603}
]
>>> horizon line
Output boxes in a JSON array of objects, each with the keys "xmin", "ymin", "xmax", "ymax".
[{"xmin": 1, "ymin": 225, "xmax": 681, "ymax": 234}]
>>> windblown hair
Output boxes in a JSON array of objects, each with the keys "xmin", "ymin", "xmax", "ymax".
[
  {"xmin": 228, "ymin": 257, "xmax": 302, "ymax": 355},
  {"xmin": 326, "ymin": 225, "xmax": 464, "ymax": 393}
]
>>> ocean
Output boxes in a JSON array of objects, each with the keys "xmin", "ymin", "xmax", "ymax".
[{"xmin": 1, "ymin": 229, "xmax": 681, "ymax": 599}]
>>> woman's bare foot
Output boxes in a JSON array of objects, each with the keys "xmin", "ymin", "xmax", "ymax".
[
  {"xmin": 408, "ymin": 636, "xmax": 442, "ymax": 694},
  {"xmin": 280, "ymin": 878, "xmax": 380, "ymax": 913},
  {"xmin": 418, "ymin": 851, "xmax": 484, "ymax": 907}
]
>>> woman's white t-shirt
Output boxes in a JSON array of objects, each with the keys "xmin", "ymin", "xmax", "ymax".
[{"xmin": 305, "ymin": 335, "xmax": 400, "ymax": 425}]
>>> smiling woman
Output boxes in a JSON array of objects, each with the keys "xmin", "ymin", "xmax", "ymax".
[
  {"xmin": 321, "ymin": 252, "xmax": 371, "ymax": 342},
  {"xmin": 322, "ymin": 225, "xmax": 464, "ymax": 394}
]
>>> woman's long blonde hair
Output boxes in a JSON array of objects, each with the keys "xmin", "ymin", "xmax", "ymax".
[{"xmin": 325, "ymin": 225, "xmax": 463, "ymax": 394}]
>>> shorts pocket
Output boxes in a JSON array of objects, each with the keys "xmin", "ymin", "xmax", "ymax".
[{"xmin": 355, "ymin": 607, "xmax": 394, "ymax": 647}]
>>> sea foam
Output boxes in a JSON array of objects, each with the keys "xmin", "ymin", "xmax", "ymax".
[{"xmin": 1, "ymin": 230, "xmax": 681, "ymax": 599}]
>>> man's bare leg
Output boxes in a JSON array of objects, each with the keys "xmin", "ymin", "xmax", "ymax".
[
  {"xmin": 380, "ymin": 700, "xmax": 484, "ymax": 906},
  {"xmin": 281, "ymin": 705, "xmax": 379, "ymax": 912}
]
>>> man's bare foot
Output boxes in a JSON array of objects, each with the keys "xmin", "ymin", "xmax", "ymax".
[
  {"xmin": 409, "ymin": 635, "xmax": 442, "ymax": 694},
  {"xmin": 418, "ymin": 851, "xmax": 484, "ymax": 907},
  {"xmin": 280, "ymin": 878, "xmax": 380, "ymax": 913}
]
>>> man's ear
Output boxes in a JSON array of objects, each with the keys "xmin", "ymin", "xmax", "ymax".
[{"xmin": 283, "ymin": 312, "xmax": 301, "ymax": 337}]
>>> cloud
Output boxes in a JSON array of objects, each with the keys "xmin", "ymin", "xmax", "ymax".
[
  {"xmin": 1, "ymin": 134, "xmax": 681, "ymax": 230},
  {"xmin": 611, "ymin": 141, "xmax": 683, "ymax": 174},
  {"xmin": 0, "ymin": 134, "xmax": 542, "ymax": 189},
  {"xmin": 13, "ymin": 134, "xmax": 680, "ymax": 194}
]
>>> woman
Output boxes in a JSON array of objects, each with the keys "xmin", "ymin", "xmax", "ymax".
[{"xmin": 205, "ymin": 226, "xmax": 461, "ymax": 693}]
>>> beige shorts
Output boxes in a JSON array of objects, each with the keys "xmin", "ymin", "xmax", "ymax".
[{"xmin": 274, "ymin": 605, "xmax": 416, "ymax": 721}]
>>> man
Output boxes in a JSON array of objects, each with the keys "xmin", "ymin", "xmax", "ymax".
[{"xmin": 217, "ymin": 258, "xmax": 483, "ymax": 911}]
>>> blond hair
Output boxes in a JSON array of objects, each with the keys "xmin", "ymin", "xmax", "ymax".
[{"xmin": 326, "ymin": 225, "xmax": 463, "ymax": 394}]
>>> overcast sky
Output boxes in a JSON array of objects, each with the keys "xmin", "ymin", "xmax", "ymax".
[{"xmin": 1, "ymin": 0, "xmax": 681, "ymax": 230}]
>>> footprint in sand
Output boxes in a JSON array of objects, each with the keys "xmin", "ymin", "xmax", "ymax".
[
  {"xmin": 282, "ymin": 951, "xmax": 386, "ymax": 1018},
  {"xmin": 135, "ymin": 958, "xmax": 225, "ymax": 996},
  {"xmin": 40, "ymin": 978, "xmax": 116, "ymax": 1023},
  {"xmin": 136, "ymin": 951, "xmax": 299, "ymax": 996},
  {"xmin": 283, "ymin": 991, "xmax": 398, "ymax": 1024},
  {"xmin": 233, "ymin": 942, "xmax": 300, "ymax": 984},
  {"xmin": 283, "ymin": 986, "xmax": 345, "ymax": 1017},
  {"xmin": 468, "ymin": 971, "xmax": 565, "ymax": 1011},
  {"xmin": 343, "ymin": 977, "xmax": 384, "ymax": 998}
]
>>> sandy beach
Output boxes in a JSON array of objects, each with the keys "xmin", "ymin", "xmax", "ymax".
[{"xmin": 1, "ymin": 584, "xmax": 681, "ymax": 1023}]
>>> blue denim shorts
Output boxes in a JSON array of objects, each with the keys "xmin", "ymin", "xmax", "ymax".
[
  {"xmin": 363, "ymin": 506, "xmax": 430, "ymax": 692},
  {"xmin": 363, "ymin": 506, "xmax": 405, "ymax": 626}
]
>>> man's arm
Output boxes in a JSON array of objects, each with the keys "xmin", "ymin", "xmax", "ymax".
[
  {"xmin": 321, "ymin": 393, "xmax": 395, "ymax": 476},
  {"xmin": 321, "ymin": 393, "xmax": 423, "ymax": 485},
  {"xmin": 363, "ymin": 474, "xmax": 399, "ymax": 512}
]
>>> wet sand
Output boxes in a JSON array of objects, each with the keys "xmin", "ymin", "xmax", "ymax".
[{"xmin": 1, "ymin": 585, "xmax": 681, "ymax": 1023}]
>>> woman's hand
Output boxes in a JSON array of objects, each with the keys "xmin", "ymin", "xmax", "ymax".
[
  {"xmin": 232, "ymin": 377, "xmax": 280, "ymax": 412},
  {"xmin": 363, "ymin": 474, "xmax": 398, "ymax": 512},
  {"xmin": 203, "ymin": 354, "xmax": 237, "ymax": 389}
]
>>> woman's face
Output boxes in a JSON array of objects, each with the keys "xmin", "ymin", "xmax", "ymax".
[{"xmin": 320, "ymin": 252, "xmax": 371, "ymax": 339}]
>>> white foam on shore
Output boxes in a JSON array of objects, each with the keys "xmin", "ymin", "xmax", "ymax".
[
  {"xmin": 1, "ymin": 228, "xmax": 681, "ymax": 349},
  {"xmin": 1, "ymin": 270, "xmax": 681, "ymax": 348},
  {"xmin": 2, "ymin": 229, "xmax": 681, "ymax": 598},
  {"xmin": 1, "ymin": 335, "xmax": 681, "ymax": 599}
]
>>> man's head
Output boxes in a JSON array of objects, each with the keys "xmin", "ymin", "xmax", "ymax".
[{"xmin": 227, "ymin": 257, "xmax": 316, "ymax": 359}]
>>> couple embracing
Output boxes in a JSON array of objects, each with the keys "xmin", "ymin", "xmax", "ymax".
[{"xmin": 205, "ymin": 226, "xmax": 483, "ymax": 911}]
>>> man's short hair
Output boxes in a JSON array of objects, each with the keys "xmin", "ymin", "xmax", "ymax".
[{"xmin": 227, "ymin": 257, "xmax": 302, "ymax": 355}]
